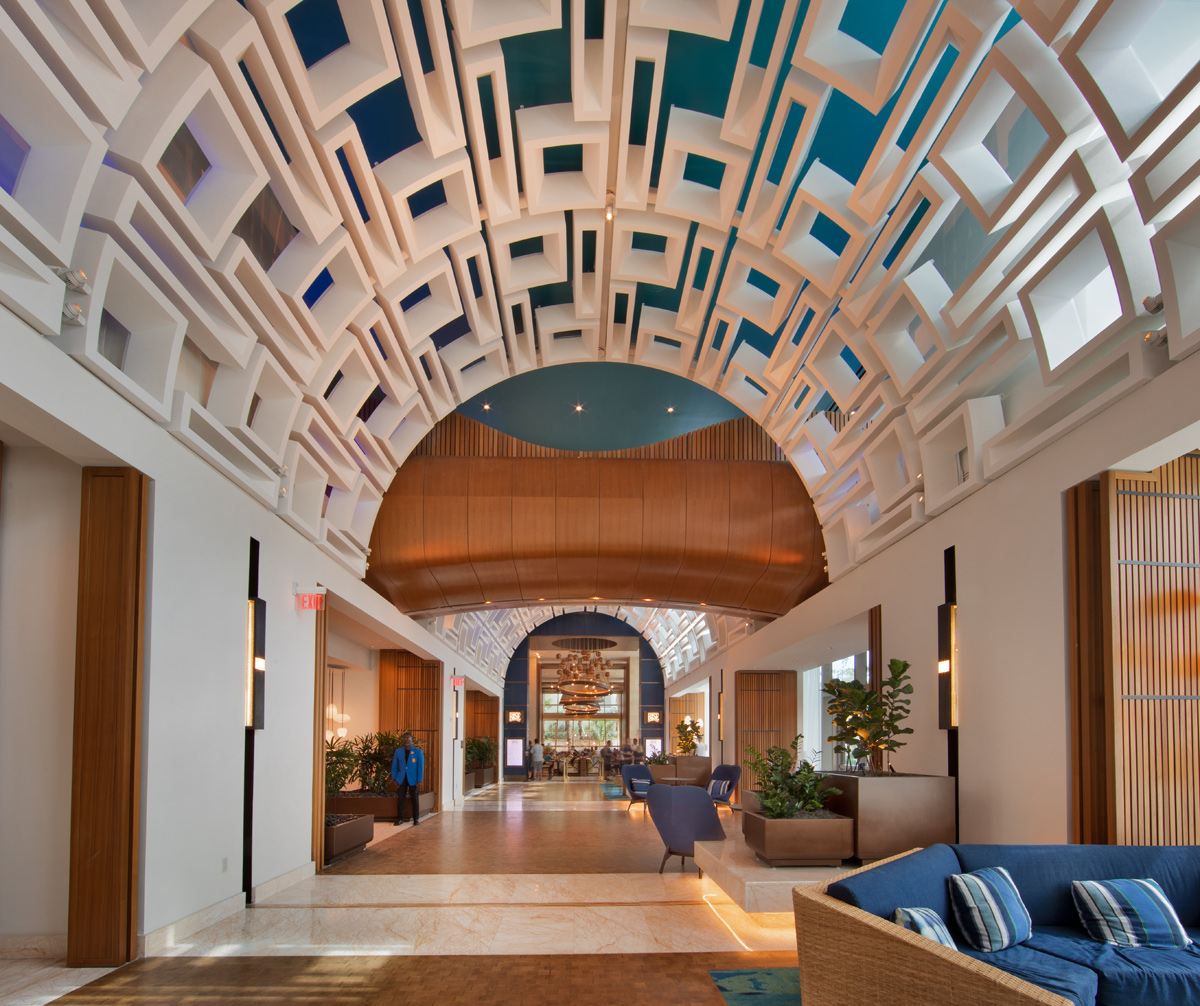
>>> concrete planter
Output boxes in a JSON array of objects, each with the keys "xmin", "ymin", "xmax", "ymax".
[
  {"xmin": 324, "ymin": 814, "xmax": 374, "ymax": 865},
  {"xmin": 820, "ymin": 773, "xmax": 956, "ymax": 861},
  {"xmin": 742, "ymin": 810, "xmax": 854, "ymax": 866},
  {"xmin": 326, "ymin": 790, "xmax": 436, "ymax": 823}
]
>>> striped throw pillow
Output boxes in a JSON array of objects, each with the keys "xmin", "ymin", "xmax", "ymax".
[
  {"xmin": 707, "ymin": 779, "xmax": 731, "ymax": 799},
  {"xmin": 1072, "ymin": 879, "xmax": 1193, "ymax": 948},
  {"xmin": 949, "ymin": 866, "xmax": 1032, "ymax": 952},
  {"xmin": 894, "ymin": 907, "xmax": 957, "ymax": 949}
]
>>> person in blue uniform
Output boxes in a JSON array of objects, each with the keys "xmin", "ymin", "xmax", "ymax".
[{"xmin": 390, "ymin": 732, "xmax": 424, "ymax": 826}]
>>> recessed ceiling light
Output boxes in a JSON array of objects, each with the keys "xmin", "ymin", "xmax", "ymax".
[
  {"xmin": 575, "ymin": 404, "xmax": 583, "ymax": 412},
  {"xmin": 666, "ymin": 406, "xmax": 674, "ymax": 413},
  {"xmin": 482, "ymin": 402, "xmax": 491, "ymax": 411},
  {"xmin": 642, "ymin": 598, "xmax": 653, "ymax": 602}
]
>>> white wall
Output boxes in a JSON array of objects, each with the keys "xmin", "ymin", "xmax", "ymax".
[
  {"xmin": 669, "ymin": 341, "xmax": 1200, "ymax": 845},
  {"xmin": 0, "ymin": 446, "xmax": 81, "ymax": 946},
  {"xmin": 0, "ymin": 308, "xmax": 489, "ymax": 937}
]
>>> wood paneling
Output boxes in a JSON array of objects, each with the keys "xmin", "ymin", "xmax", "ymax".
[
  {"xmin": 1067, "ymin": 481, "xmax": 1110, "ymax": 844},
  {"xmin": 867, "ymin": 604, "xmax": 884, "ymax": 773},
  {"xmin": 379, "ymin": 650, "xmax": 442, "ymax": 801},
  {"xmin": 415, "ymin": 412, "xmax": 785, "ymax": 461},
  {"xmin": 464, "ymin": 690, "xmax": 500, "ymax": 770},
  {"xmin": 1101, "ymin": 457, "xmax": 1200, "ymax": 846},
  {"xmin": 668, "ymin": 692, "xmax": 706, "ymax": 753},
  {"xmin": 68, "ymin": 468, "xmax": 148, "ymax": 967},
  {"xmin": 734, "ymin": 671, "xmax": 798, "ymax": 794},
  {"xmin": 368, "ymin": 457, "xmax": 827, "ymax": 618}
]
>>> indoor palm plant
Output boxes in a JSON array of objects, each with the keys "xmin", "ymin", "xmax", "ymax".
[{"xmin": 740, "ymin": 735, "xmax": 851, "ymax": 866}]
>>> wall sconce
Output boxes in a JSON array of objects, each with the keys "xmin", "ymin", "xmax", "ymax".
[
  {"xmin": 507, "ymin": 709, "xmax": 524, "ymax": 724},
  {"xmin": 937, "ymin": 602, "xmax": 957, "ymax": 729},
  {"xmin": 644, "ymin": 710, "xmax": 662, "ymax": 724},
  {"xmin": 246, "ymin": 597, "xmax": 266, "ymax": 729}
]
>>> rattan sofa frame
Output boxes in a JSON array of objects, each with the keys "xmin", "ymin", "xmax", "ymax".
[{"xmin": 792, "ymin": 850, "xmax": 1073, "ymax": 1006}]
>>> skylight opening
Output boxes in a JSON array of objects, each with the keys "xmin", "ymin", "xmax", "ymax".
[
  {"xmin": 157, "ymin": 123, "xmax": 211, "ymax": 203},
  {"xmin": 399, "ymin": 283, "xmax": 432, "ymax": 312},
  {"xmin": 543, "ymin": 143, "xmax": 584, "ymax": 174},
  {"xmin": 837, "ymin": 0, "xmax": 905, "ymax": 56},
  {"xmin": 336, "ymin": 146, "xmax": 369, "ymax": 221},
  {"xmin": 407, "ymin": 178, "xmax": 447, "ymax": 218},
  {"xmin": 477, "ymin": 75, "xmax": 502, "ymax": 160},
  {"xmin": 631, "ymin": 231, "xmax": 668, "ymax": 253},
  {"xmin": 811, "ymin": 212, "xmax": 850, "ymax": 256},
  {"xmin": 628, "ymin": 59, "xmax": 655, "ymax": 147},
  {"xmin": 692, "ymin": 246, "xmax": 714, "ymax": 289},
  {"xmin": 982, "ymin": 97, "xmax": 1048, "ymax": 184},
  {"xmin": 0, "ymin": 112, "xmax": 29, "ymax": 197},
  {"xmin": 766, "ymin": 102, "xmax": 806, "ymax": 188},
  {"xmin": 285, "ymin": 0, "xmax": 350, "ymax": 69},
  {"xmin": 509, "ymin": 235, "xmax": 544, "ymax": 258},
  {"xmin": 682, "ymin": 152, "xmax": 726, "ymax": 190},
  {"xmin": 747, "ymin": 268, "xmax": 781, "ymax": 298},
  {"xmin": 302, "ymin": 268, "xmax": 334, "ymax": 309},
  {"xmin": 406, "ymin": 0, "xmax": 436, "ymax": 75},
  {"xmin": 239, "ymin": 60, "xmax": 291, "ymax": 165}
]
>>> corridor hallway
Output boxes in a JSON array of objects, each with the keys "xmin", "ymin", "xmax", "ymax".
[{"xmin": 4, "ymin": 782, "xmax": 799, "ymax": 1005}]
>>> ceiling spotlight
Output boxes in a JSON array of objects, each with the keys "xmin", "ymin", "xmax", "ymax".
[
  {"xmin": 666, "ymin": 406, "xmax": 674, "ymax": 413},
  {"xmin": 575, "ymin": 404, "xmax": 583, "ymax": 412},
  {"xmin": 483, "ymin": 402, "xmax": 491, "ymax": 411},
  {"xmin": 605, "ymin": 189, "xmax": 615, "ymax": 222}
]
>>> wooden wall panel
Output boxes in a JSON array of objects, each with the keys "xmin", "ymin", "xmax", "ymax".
[
  {"xmin": 368, "ymin": 456, "xmax": 828, "ymax": 619},
  {"xmin": 465, "ymin": 690, "xmax": 500, "ymax": 770},
  {"xmin": 511, "ymin": 459, "xmax": 558, "ymax": 602},
  {"xmin": 415, "ymin": 412, "xmax": 785, "ymax": 461},
  {"xmin": 1093, "ymin": 455, "xmax": 1200, "ymax": 846},
  {"xmin": 379, "ymin": 650, "xmax": 442, "ymax": 800},
  {"xmin": 632, "ymin": 462, "xmax": 688, "ymax": 600},
  {"xmin": 68, "ymin": 468, "xmax": 148, "ymax": 967},
  {"xmin": 595, "ymin": 459, "xmax": 644, "ymax": 600},
  {"xmin": 734, "ymin": 671, "xmax": 798, "ymax": 794},
  {"xmin": 668, "ymin": 692, "xmax": 706, "ymax": 753}
]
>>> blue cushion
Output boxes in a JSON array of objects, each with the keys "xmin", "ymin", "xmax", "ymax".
[
  {"xmin": 950, "ymin": 866, "xmax": 1033, "ymax": 952},
  {"xmin": 707, "ymin": 778, "xmax": 731, "ymax": 799},
  {"xmin": 960, "ymin": 944, "xmax": 1099, "ymax": 1006},
  {"xmin": 894, "ymin": 906, "xmax": 956, "ymax": 948},
  {"xmin": 1026, "ymin": 926, "xmax": 1200, "ymax": 1006},
  {"xmin": 1073, "ymin": 879, "xmax": 1192, "ymax": 948},
  {"xmin": 630, "ymin": 780, "xmax": 651, "ymax": 794},
  {"xmin": 953, "ymin": 845, "xmax": 1200, "ymax": 928},
  {"xmin": 827, "ymin": 844, "xmax": 959, "ymax": 923}
]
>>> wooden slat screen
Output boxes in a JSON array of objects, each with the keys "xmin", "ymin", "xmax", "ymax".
[
  {"xmin": 68, "ymin": 468, "xmax": 148, "ymax": 967},
  {"xmin": 465, "ymin": 690, "xmax": 499, "ymax": 770},
  {"xmin": 734, "ymin": 671, "xmax": 798, "ymax": 794},
  {"xmin": 668, "ymin": 692, "xmax": 706, "ymax": 753},
  {"xmin": 1102, "ymin": 456, "xmax": 1200, "ymax": 845},
  {"xmin": 413, "ymin": 412, "xmax": 785, "ymax": 462},
  {"xmin": 379, "ymin": 650, "xmax": 442, "ymax": 801}
]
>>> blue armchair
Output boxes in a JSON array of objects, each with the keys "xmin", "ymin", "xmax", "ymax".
[
  {"xmin": 621, "ymin": 764, "xmax": 654, "ymax": 811},
  {"xmin": 647, "ymin": 783, "xmax": 726, "ymax": 875},
  {"xmin": 706, "ymin": 763, "xmax": 741, "ymax": 814}
]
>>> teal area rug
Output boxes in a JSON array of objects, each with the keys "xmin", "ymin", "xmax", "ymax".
[
  {"xmin": 600, "ymin": 782, "xmax": 625, "ymax": 800},
  {"xmin": 710, "ymin": 968, "xmax": 801, "ymax": 1004}
]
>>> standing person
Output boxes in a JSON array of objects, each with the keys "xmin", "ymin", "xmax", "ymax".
[
  {"xmin": 531, "ymin": 737, "xmax": 544, "ymax": 781},
  {"xmin": 621, "ymin": 736, "xmax": 633, "ymax": 766},
  {"xmin": 632, "ymin": 737, "xmax": 644, "ymax": 764},
  {"xmin": 524, "ymin": 739, "xmax": 533, "ymax": 781},
  {"xmin": 390, "ymin": 732, "xmax": 424, "ymax": 826},
  {"xmin": 602, "ymin": 740, "xmax": 615, "ymax": 780}
]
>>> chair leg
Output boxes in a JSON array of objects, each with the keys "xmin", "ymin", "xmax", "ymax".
[
  {"xmin": 659, "ymin": 849, "xmax": 670, "ymax": 874},
  {"xmin": 699, "ymin": 867, "xmax": 703, "ymax": 879}
]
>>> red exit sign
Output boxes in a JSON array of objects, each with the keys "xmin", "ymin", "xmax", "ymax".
[
  {"xmin": 295, "ymin": 592, "xmax": 325, "ymax": 610},
  {"xmin": 451, "ymin": 677, "xmax": 464, "ymax": 687}
]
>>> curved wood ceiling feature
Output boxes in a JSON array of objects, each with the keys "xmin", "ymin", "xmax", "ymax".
[{"xmin": 366, "ymin": 453, "xmax": 827, "ymax": 619}]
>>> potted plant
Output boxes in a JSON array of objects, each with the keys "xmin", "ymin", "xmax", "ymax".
[
  {"xmin": 676, "ymin": 715, "xmax": 704, "ymax": 755},
  {"xmin": 741, "ymin": 736, "xmax": 852, "ymax": 867},
  {"xmin": 325, "ymin": 730, "xmax": 436, "ymax": 823},
  {"xmin": 644, "ymin": 748, "xmax": 672, "ymax": 783},
  {"xmin": 464, "ymin": 736, "xmax": 498, "ymax": 789},
  {"xmin": 323, "ymin": 738, "xmax": 373, "ymax": 864},
  {"xmin": 820, "ymin": 659, "xmax": 955, "ymax": 860}
]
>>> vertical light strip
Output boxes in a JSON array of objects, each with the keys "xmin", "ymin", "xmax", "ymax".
[{"xmin": 246, "ymin": 599, "xmax": 256, "ymax": 728}]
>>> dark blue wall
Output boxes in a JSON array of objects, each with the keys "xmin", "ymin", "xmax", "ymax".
[{"xmin": 502, "ymin": 611, "xmax": 666, "ymax": 776}]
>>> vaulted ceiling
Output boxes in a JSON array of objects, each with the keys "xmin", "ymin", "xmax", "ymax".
[{"xmin": 4, "ymin": 0, "xmax": 1197, "ymax": 651}]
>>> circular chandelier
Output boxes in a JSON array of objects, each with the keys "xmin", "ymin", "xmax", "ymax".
[
  {"xmin": 554, "ymin": 649, "xmax": 614, "ymax": 697},
  {"xmin": 560, "ymin": 699, "xmax": 600, "ymax": 716}
]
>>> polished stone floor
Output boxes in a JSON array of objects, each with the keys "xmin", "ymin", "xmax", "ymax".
[{"xmin": 4, "ymin": 781, "xmax": 801, "ymax": 1004}]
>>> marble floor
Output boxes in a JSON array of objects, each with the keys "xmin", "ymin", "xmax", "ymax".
[{"xmin": 8, "ymin": 780, "xmax": 803, "ymax": 1004}]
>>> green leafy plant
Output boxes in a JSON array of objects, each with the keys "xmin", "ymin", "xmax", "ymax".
[
  {"xmin": 465, "ymin": 736, "xmax": 498, "ymax": 769},
  {"xmin": 324, "ymin": 737, "xmax": 358, "ymax": 795},
  {"xmin": 676, "ymin": 714, "xmax": 704, "ymax": 755},
  {"xmin": 645, "ymin": 749, "xmax": 670, "ymax": 765},
  {"xmin": 743, "ymin": 735, "xmax": 841, "ymax": 819},
  {"xmin": 352, "ymin": 730, "xmax": 406, "ymax": 793},
  {"xmin": 822, "ymin": 658, "xmax": 915, "ymax": 773}
]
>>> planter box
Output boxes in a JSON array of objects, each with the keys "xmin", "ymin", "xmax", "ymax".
[
  {"xmin": 669, "ymin": 754, "xmax": 712, "ymax": 787},
  {"xmin": 742, "ymin": 810, "xmax": 853, "ymax": 867},
  {"xmin": 648, "ymin": 764, "xmax": 674, "ymax": 784},
  {"xmin": 741, "ymin": 790, "xmax": 762, "ymax": 815},
  {"xmin": 820, "ymin": 773, "xmax": 956, "ymax": 861},
  {"xmin": 326, "ymin": 790, "xmax": 436, "ymax": 823},
  {"xmin": 478, "ymin": 767, "xmax": 494, "ymax": 787},
  {"xmin": 324, "ymin": 814, "xmax": 374, "ymax": 865}
]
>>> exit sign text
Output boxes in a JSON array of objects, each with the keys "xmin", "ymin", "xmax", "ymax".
[{"xmin": 295, "ymin": 593, "xmax": 325, "ymax": 610}]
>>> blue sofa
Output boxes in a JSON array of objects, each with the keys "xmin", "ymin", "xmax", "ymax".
[{"xmin": 791, "ymin": 844, "xmax": 1200, "ymax": 1006}]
